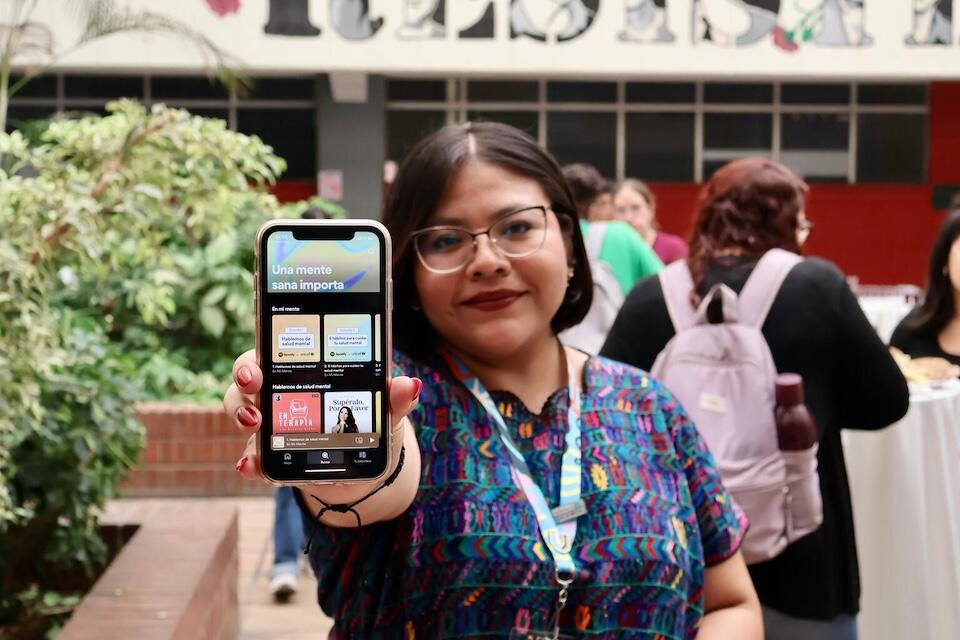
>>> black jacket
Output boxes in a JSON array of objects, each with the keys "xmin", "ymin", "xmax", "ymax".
[{"xmin": 601, "ymin": 255, "xmax": 910, "ymax": 620}]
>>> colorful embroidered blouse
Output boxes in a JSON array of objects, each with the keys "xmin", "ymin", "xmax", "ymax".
[{"xmin": 300, "ymin": 351, "xmax": 747, "ymax": 639}]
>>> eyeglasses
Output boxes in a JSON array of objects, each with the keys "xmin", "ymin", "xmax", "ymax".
[
  {"xmin": 411, "ymin": 206, "xmax": 550, "ymax": 274},
  {"xmin": 797, "ymin": 219, "xmax": 814, "ymax": 244}
]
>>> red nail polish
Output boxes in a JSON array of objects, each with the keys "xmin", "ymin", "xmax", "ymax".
[
  {"xmin": 411, "ymin": 378, "xmax": 423, "ymax": 401},
  {"xmin": 235, "ymin": 457, "xmax": 247, "ymax": 472},
  {"xmin": 238, "ymin": 406, "xmax": 258, "ymax": 427},
  {"xmin": 237, "ymin": 366, "xmax": 252, "ymax": 387}
]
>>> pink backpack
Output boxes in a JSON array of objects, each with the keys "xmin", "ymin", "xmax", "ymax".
[{"xmin": 652, "ymin": 249, "xmax": 823, "ymax": 564}]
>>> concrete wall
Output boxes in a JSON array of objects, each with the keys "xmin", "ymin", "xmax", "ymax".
[{"xmin": 317, "ymin": 75, "xmax": 386, "ymax": 220}]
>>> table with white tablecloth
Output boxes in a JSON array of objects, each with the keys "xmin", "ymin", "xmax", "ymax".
[
  {"xmin": 842, "ymin": 381, "xmax": 960, "ymax": 640},
  {"xmin": 857, "ymin": 295, "xmax": 915, "ymax": 344}
]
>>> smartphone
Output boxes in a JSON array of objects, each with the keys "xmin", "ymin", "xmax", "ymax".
[{"xmin": 255, "ymin": 219, "xmax": 392, "ymax": 485}]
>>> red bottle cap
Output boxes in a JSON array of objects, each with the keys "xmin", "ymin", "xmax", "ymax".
[{"xmin": 775, "ymin": 373, "xmax": 804, "ymax": 406}]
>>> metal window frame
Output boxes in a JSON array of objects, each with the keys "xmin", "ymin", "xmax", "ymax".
[{"xmin": 384, "ymin": 77, "xmax": 928, "ymax": 185}]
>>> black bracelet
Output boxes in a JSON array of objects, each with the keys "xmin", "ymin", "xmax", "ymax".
[{"xmin": 303, "ymin": 445, "xmax": 406, "ymax": 554}]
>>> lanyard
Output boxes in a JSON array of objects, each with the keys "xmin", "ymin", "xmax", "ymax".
[{"xmin": 441, "ymin": 348, "xmax": 585, "ymax": 590}]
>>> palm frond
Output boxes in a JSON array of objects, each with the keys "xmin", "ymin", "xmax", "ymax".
[
  {"xmin": 75, "ymin": 0, "xmax": 247, "ymax": 93},
  {"xmin": 2, "ymin": 21, "xmax": 54, "ymax": 66}
]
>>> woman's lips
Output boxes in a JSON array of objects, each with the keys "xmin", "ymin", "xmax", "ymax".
[{"xmin": 462, "ymin": 289, "xmax": 525, "ymax": 312}]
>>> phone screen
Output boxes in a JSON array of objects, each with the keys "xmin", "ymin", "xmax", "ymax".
[{"xmin": 257, "ymin": 222, "xmax": 390, "ymax": 483}]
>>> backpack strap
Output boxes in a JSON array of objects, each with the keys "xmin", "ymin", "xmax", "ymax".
[
  {"xmin": 584, "ymin": 222, "xmax": 607, "ymax": 260},
  {"xmin": 737, "ymin": 249, "xmax": 802, "ymax": 328},
  {"xmin": 658, "ymin": 260, "xmax": 698, "ymax": 332}
]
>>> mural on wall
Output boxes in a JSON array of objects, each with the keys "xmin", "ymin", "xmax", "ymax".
[
  {"xmin": 619, "ymin": 0, "xmax": 675, "ymax": 43},
  {"xmin": 395, "ymin": 1, "xmax": 495, "ymax": 40},
  {"xmin": 329, "ymin": 0, "xmax": 383, "ymax": 40},
  {"xmin": 263, "ymin": 0, "xmax": 321, "ymax": 35},
  {"xmin": 510, "ymin": 0, "xmax": 600, "ymax": 42},
  {"xmin": 206, "ymin": 0, "xmax": 241, "ymax": 17},
  {"xmin": 693, "ymin": 0, "xmax": 872, "ymax": 52},
  {"xmin": 210, "ymin": 0, "xmax": 960, "ymax": 54},
  {"xmin": 397, "ymin": 0, "xmax": 445, "ymax": 38},
  {"xmin": 906, "ymin": 0, "xmax": 952, "ymax": 45}
]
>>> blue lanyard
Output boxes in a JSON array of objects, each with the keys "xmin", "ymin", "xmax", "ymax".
[{"xmin": 441, "ymin": 348, "xmax": 585, "ymax": 586}]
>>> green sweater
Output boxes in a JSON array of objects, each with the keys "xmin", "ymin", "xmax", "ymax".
[{"xmin": 579, "ymin": 220, "xmax": 663, "ymax": 295}]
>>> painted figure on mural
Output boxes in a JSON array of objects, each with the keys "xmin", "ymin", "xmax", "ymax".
[
  {"xmin": 263, "ymin": 0, "xmax": 322, "ymax": 35},
  {"xmin": 619, "ymin": 0, "xmax": 676, "ymax": 43},
  {"xmin": 693, "ymin": 0, "xmax": 780, "ymax": 47},
  {"xmin": 397, "ymin": 0, "xmax": 445, "ymax": 39},
  {"xmin": 814, "ymin": 0, "xmax": 872, "ymax": 46},
  {"xmin": 694, "ymin": 0, "xmax": 871, "ymax": 50},
  {"xmin": 906, "ymin": 0, "xmax": 952, "ymax": 45},
  {"xmin": 396, "ymin": 1, "xmax": 495, "ymax": 40},
  {"xmin": 330, "ymin": 0, "xmax": 383, "ymax": 40},
  {"xmin": 510, "ymin": 0, "xmax": 600, "ymax": 42}
]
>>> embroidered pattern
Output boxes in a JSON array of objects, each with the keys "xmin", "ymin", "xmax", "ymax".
[{"xmin": 305, "ymin": 352, "xmax": 747, "ymax": 639}]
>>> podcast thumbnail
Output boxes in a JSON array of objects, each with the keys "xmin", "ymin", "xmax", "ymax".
[
  {"xmin": 272, "ymin": 392, "xmax": 322, "ymax": 434},
  {"xmin": 324, "ymin": 391, "xmax": 373, "ymax": 434},
  {"xmin": 324, "ymin": 314, "xmax": 372, "ymax": 362},
  {"xmin": 273, "ymin": 314, "xmax": 321, "ymax": 363}
]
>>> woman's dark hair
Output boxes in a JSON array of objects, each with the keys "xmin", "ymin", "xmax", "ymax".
[
  {"xmin": 905, "ymin": 212, "xmax": 960, "ymax": 336},
  {"xmin": 338, "ymin": 406, "xmax": 357, "ymax": 429},
  {"xmin": 561, "ymin": 162, "xmax": 607, "ymax": 216},
  {"xmin": 688, "ymin": 157, "xmax": 808, "ymax": 291},
  {"xmin": 383, "ymin": 122, "xmax": 592, "ymax": 359}
]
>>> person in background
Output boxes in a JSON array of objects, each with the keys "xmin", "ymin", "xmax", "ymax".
[
  {"xmin": 562, "ymin": 162, "xmax": 615, "ymax": 221},
  {"xmin": 225, "ymin": 122, "xmax": 762, "ymax": 637},
  {"xmin": 890, "ymin": 211, "xmax": 960, "ymax": 369},
  {"xmin": 268, "ymin": 204, "xmax": 332, "ymax": 602},
  {"xmin": 561, "ymin": 163, "xmax": 662, "ymax": 296},
  {"xmin": 614, "ymin": 178, "xmax": 689, "ymax": 264},
  {"xmin": 602, "ymin": 157, "xmax": 909, "ymax": 640}
]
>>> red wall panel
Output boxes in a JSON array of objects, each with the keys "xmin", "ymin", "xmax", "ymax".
[{"xmin": 652, "ymin": 182, "xmax": 938, "ymax": 286}]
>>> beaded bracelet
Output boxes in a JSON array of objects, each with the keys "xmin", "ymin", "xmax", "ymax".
[{"xmin": 303, "ymin": 445, "xmax": 406, "ymax": 553}]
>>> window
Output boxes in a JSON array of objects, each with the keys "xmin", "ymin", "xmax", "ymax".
[
  {"xmin": 236, "ymin": 108, "xmax": 316, "ymax": 179},
  {"xmin": 626, "ymin": 83, "xmax": 695, "ymax": 104},
  {"xmin": 151, "ymin": 76, "xmax": 228, "ymax": 100},
  {"xmin": 386, "ymin": 79, "xmax": 446, "ymax": 102},
  {"xmin": 467, "ymin": 81, "xmax": 538, "ymax": 102},
  {"xmin": 65, "ymin": 75, "xmax": 143, "ymax": 99},
  {"xmin": 703, "ymin": 113, "xmax": 773, "ymax": 179},
  {"xmin": 547, "ymin": 112, "xmax": 616, "ymax": 177},
  {"xmin": 781, "ymin": 113, "xmax": 850, "ymax": 182},
  {"xmin": 386, "ymin": 79, "xmax": 928, "ymax": 184},
  {"xmin": 386, "ymin": 110, "xmax": 446, "ymax": 162},
  {"xmin": 704, "ymin": 83, "xmax": 772, "ymax": 104},
  {"xmin": 547, "ymin": 81, "xmax": 617, "ymax": 103},
  {"xmin": 626, "ymin": 112, "xmax": 694, "ymax": 182},
  {"xmin": 857, "ymin": 114, "xmax": 926, "ymax": 183},
  {"xmin": 467, "ymin": 111, "xmax": 539, "ymax": 139}
]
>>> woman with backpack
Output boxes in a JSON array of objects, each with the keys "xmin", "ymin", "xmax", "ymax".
[
  {"xmin": 225, "ymin": 123, "xmax": 761, "ymax": 637},
  {"xmin": 601, "ymin": 157, "xmax": 909, "ymax": 640}
]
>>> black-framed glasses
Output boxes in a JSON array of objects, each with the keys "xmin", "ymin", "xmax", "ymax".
[{"xmin": 411, "ymin": 206, "xmax": 550, "ymax": 274}]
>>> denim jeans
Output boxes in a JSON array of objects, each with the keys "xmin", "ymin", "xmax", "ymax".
[
  {"xmin": 763, "ymin": 606, "xmax": 858, "ymax": 640},
  {"xmin": 270, "ymin": 487, "xmax": 305, "ymax": 579}
]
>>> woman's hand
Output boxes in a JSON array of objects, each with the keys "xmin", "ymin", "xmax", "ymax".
[{"xmin": 223, "ymin": 349, "xmax": 423, "ymax": 524}]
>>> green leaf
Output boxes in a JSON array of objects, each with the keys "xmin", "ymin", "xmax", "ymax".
[
  {"xmin": 199, "ymin": 306, "xmax": 227, "ymax": 338},
  {"xmin": 202, "ymin": 284, "xmax": 229, "ymax": 307}
]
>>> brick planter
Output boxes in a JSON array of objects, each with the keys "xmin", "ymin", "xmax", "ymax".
[
  {"xmin": 58, "ymin": 500, "xmax": 239, "ymax": 640},
  {"xmin": 122, "ymin": 403, "xmax": 269, "ymax": 497}
]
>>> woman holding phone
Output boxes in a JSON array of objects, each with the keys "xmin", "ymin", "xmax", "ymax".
[{"xmin": 223, "ymin": 123, "xmax": 761, "ymax": 638}]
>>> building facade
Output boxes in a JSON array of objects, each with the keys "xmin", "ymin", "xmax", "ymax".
[{"xmin": 10, "ymin": 0, "xmax": 960, "ymax": 284}]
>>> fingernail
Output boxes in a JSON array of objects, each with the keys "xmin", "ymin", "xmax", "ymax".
[
  {"xmin": 237, "ymin": 366, "xmax": 252, "ymax": 387},
  {"xmin": 235, "ymin": 457, "xmax": 247, "ymax": 472},
  {"xmin": 237, "ymin": 406, "xmax": 258, "ymax": 427},
  {"xmin": 411, "ymin": 377, "xmax": 423, "ymax": 401}
]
